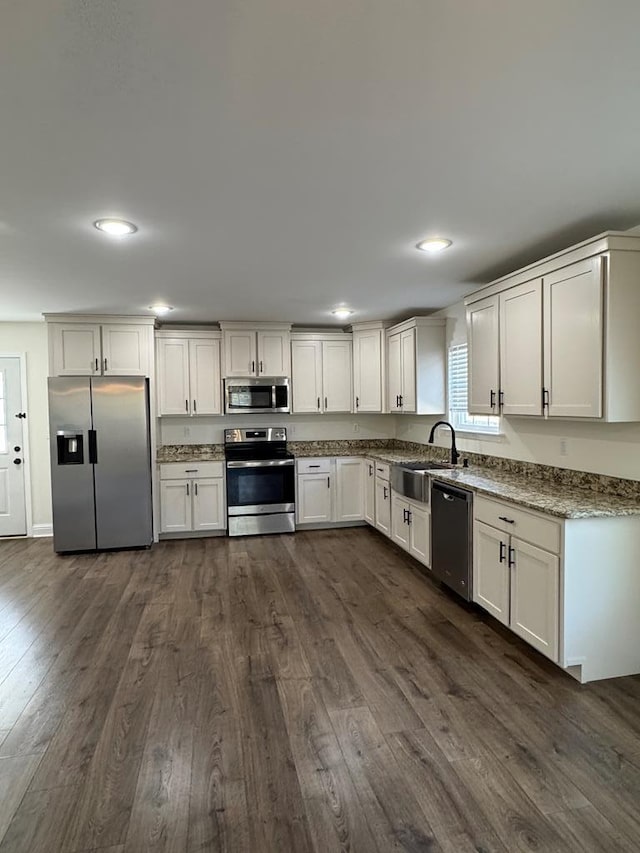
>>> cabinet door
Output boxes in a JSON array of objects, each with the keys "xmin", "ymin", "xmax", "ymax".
[
  {"xmin": 50, "ymin": 324, "xmax": 101, "ymax": 376},
  {"xmin": 291, "ymin": 341, "xmax": 323, "ymax": 413},
  {"xmin": 499, "ymin": 280, "xmax": 543, "ymax": 416},
  {"xmin": 223, "ymin": 331, "xmax": 257, "ymax": 377},
  {"xmin": 334, "ymin": 458, "xmax": 364, "ymax": 522},
  {"xmin": 192, "ymin": 478, "xmax": 226, "ymax": 531},
  {"xmin": 473, "ymin": 521, "xmax": 509, "ymax": 625},
  {"xmin": 353, "ymin": 330, "xmax": 383, "ymax": 412},
  {"xmin": 391, "ymin": 494, "xmax": 410, "ymax": 550},
  {"xmin": 510, "ymin": 538, "xmax": 559, "ymax": 662},
  {"xmin": 544, "ymin": 257, "xmax": 603, "ymax": 418},
  {"xmin": 322, "ymin": 340, "xmax": 352, "ymax": 412},
  {"xmin": 160, "ymin": 480, "xmax": 192, "ymax": 532},
  {"xmin": 157, "ymin": 338, "xmax": 191, "ymax": 416},
  {"xmin": 363, "ymin": 460, "xmax": 376, "ymax": 526},
  {"xmin": 467, "ymin": 296, "xmax": 500, "ymax": 415},
  {"xmin": 400, "ymin": 329, "xmax": 416, "ymax": 412},
  {"xmin": 387, "ymin": 333, "xmax": 402, "ymax": 412},
  {"xmin": 296, "ymin": 473, "xmax": 332, "ymax": 523},
  {"xmin": 374, "ymin": 477, "xmax": 391, "ymax": 536},
  {"xmin": 101, "ymin": 324, "xmax": 150, "ymax": 376},
  {"xmin": 189, "ymin": 339, "xmax": 221, "ymax": 415},
  {"xmin": 408, "ymin": 503, "xmax": 430, "ymax": 567},
  {"xmin": 257, "ymin": 331, "xmax": 290, "ymax": 377}
]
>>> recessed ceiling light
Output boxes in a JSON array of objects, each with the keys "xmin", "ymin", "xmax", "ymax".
[
  {"xmin": 149, "ymin": 304, "xmax": 173, "ymax": 315},
  {"xmin": 416, "ymin": 237, "xmax": 452, "ymax": 253},
  {"xmin": 94, "ymin": 218, "xmax": 138, "ymax": 236},
  {"xmin": 332, "ymin": 307, "xmax": 353, "ymax": 319}
]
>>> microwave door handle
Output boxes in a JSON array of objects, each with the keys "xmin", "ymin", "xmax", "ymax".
[{"xmin": 272, "ymin": 384, "xmax": 277, "ymax": 409}]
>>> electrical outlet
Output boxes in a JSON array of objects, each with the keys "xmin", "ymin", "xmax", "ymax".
[
  {"xmin": 184, "ymin": 426, "xmax": 191, "ymax": 438},
  {"xmin": 560, "ymin": 438, "xmax": 568, "ymax": 456},
  {"xmin": 289, "ymin": 424, "xmax": 295, "ymax": 436},
  {"xmin": 353, "ymin": 422, "xmax": 360, "ymax": 433}
]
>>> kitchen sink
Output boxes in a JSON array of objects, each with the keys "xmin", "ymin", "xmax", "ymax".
[{"xmin": 390, "ymin": 460, "xmax": 453, "ymax": 503}]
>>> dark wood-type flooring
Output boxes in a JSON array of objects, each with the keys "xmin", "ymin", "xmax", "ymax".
[{"xmin": 0, "ymin": 529, "xmax": 640, "ymax": 852}]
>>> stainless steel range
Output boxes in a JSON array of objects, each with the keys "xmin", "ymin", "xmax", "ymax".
[{"xmin": 224, "ymin": 427, "xmax": 295, "ymax": 536}]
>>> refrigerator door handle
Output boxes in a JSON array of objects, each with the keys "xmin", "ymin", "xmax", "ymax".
[{"xmin": 88, "ymin": 429, "xmax": 98, "ymax": 463}]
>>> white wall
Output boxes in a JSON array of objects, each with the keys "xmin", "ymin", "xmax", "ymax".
[
  {"xmin": 160, "ymin": 413, "xmax": 392, "ymax": 445},
  {"xmin": 0, "ymin": 322, "xmax": 52, "ymax": 530},
  {"xmin": 395, "ymin": 302, "xmax": 640, "ymax": 481}
]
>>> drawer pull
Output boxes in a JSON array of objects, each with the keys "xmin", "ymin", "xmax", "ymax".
[
  {"xmin": 309, "ymin": 464, "xmax": 321, "ymax": 468},
  {"xmin": 185, "ymin": 469, "xmax": 199, "ymax": 473},
  {"xmin": 498, "ymin": 516, "xmax": 515, "ymax": 524}
]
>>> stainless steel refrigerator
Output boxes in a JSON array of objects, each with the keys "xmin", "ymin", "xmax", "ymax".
[{"xmin": 48, "ymin": 376, "xmax": 153, "ymax": 553}]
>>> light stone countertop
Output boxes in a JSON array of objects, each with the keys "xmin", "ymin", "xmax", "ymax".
[{"xmin": 156, "ymin": 441, "xmax": 640, "ymax": 519}]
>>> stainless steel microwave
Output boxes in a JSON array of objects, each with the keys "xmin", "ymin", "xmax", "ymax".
[{"xmin": 224, "ymin": 377, "xmax": 290, "ymax": 414}]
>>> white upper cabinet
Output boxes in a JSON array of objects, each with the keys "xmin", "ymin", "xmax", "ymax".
[
  {"xmin": 543, "ymin": 258, "xmax": 602, "ymax": 418},
  {"xmin": 46, "ymin": 316, "xmax": 154, "ymax": 378},
  {"xmin": 257, "ymin": 330, "xmax": 291, "ymax": 376},
  {"xmin": 291, "ymin": 340, "xmax": 323, "ymax": 413},
  {"xmin": 465, "ymin": 232, "xmax": 640, "ymax": 422},
  {"xmin": 224, "ymin": 329, "xmax": 257, "ymax": 377},
  {"xmin": 156, "ymin": 332, "xmax": 222, "ymax": 416},
  {"xmin": 387, "ymin": 333, "xmax": 403, "ymax": 413},
  {"xmin": 322, "ymin": 339, "xmax": 352, "ymax": 412},
  {"xmin": 220, "ymin": 323, "xmax": 291, "ymax": 377},
  {"xmin": 499, "ymin": 279, "xmax": 543, "ymax": 416},
  {"xmin": 386, "ymin": 317, "xmax": 446, "ymax": 415},
  {"xmin": 291, "ymin": 333, "xmax": 352, "ymax": 414},
  {"xmin": 352, "ymin": 324, "xmax": 387, "ymax": 413},
  {"xmin": 467, "ymin": 296, "xmax": 500, "ymax": 415},
  {"xmin": 50, "ymin": 323, "xmax": 102, "ymax": 376}
]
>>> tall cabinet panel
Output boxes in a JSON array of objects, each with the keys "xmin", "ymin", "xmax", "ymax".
[
  {"xmin": 157, "ymin": 338, "xmax": 190, "ymax": 415},
  {"xmin": 467, "ymin": 296, "xmax": 500, "ymax": 415},
  {"xmin": 322, "ymin": 340, "xmax": 352, "ymax": 413},
  {"xmin": 291, "ymin": 340, "xmax": 323, "ymax": 413},
  {"xmin": 352, "ymin": 325, "xmax": 386, "ymax": 413},
  {"xmin": 544, "ymin": 257, "xmax": 603, "ymax": 419},
  {"xmin": 189, "ymin": 339, "xmax": 221, "ymax": 415},
  {"xmin": 499, "ymin": 279, "xmax": 543, "ymax": 416}
]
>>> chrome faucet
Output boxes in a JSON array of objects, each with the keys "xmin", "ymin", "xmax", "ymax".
[{"xmin": 428, "ymin": 421, "xmax": 460, "ymax": 465}]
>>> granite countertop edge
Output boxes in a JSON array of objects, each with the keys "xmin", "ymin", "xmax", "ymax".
[{"xmin": 156, "ymin": 444, "xmax": 640, "ymax": 519}]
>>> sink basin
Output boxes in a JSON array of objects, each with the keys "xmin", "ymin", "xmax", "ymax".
[
  {"xmin": 400, "ymin": 460, "xmax": 452, "ymax": 470},
  {"xmin": 390, "ymin": 460, "xmax": 454, "ymax": 502}
]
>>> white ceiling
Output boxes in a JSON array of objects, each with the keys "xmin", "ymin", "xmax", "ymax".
[{"xmin": 3, "ymin": 0, "xmax": 640, "ymax": 324}]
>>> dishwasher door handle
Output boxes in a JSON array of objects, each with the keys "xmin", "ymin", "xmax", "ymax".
[{"xmin": 443, "ymin": 494, "xmax": 455, "ymax": 501}]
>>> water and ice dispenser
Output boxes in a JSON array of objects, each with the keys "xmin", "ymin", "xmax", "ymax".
[{"xmin": 56, "ymin": 431, "xmax": 84, "ymax": 465}]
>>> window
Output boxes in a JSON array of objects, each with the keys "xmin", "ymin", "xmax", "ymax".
[{"xmin": 448, "ymin": 343, "xmax": 501, "ymax": 435}]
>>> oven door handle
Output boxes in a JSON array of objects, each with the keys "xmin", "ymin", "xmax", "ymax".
[{"xmin": 226, "ymin": 459, "xmax": 295, "ymax": 468}]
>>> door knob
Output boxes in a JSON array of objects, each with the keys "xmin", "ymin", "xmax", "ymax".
[{"xmin": 13, "ymin": 458, "xmax": 22, "ymax": 465}]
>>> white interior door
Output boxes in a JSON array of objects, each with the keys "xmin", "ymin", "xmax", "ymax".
[{"xmin": 0, "ymin": 357, "xmax": 27, "ymax": 536}]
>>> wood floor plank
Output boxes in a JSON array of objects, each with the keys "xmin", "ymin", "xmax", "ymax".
[
  {"xmin": 330, "ymin": 705, "xmax": 443, "ymax": 852},
  {"xmin": 1, "ymin": 532, "xmax": 640, "ymax": 851},
  {"xmin": 0, "ymin": 754, "xmax": 42, "ymax": 846}
]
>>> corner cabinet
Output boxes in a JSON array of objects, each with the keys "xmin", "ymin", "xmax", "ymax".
[
  {"xmin": 45, "ymin": 315, "xmax": 155, "ymax": 377},
  {"xmin": 219, "ymin": 322, "xmax": 291, "ymax": 378},
  {"xmin": 156, "ymin": 330, "xmax": 222, "ymax": 416},
  {"xmin": 386, "ymin": 317, "xmax": 446, "ymax": 414},
  {"xmin": 352, "ymin": 322, "xmax": 388, "ymax": 413},
  {"xmin": 466, "ymin": 232, "xmax": 640, "ymax": 421},
  {"xmin": 291, "ymin": 332, "xmax": 353, "ymax": 414}
]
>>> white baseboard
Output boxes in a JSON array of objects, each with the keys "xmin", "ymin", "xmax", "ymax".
[{"xmin": 32, "ymin": 524, "xmax": 53, "ymax": 538}]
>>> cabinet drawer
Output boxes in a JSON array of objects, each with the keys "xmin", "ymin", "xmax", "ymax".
[
  {"xmin": 474, "ymin": 495, "xmax": 561, "ymax": 554},
  {"xmin": 297, "ymin": 457, "xmax": 331, "ymax": 474},
  {"xmin": 373, "ymin": 461, "xmax": 390, "ymax": 481},
  {"xmin": 159, "ymin": 461, "xmax": 223, "ymax": 480}
]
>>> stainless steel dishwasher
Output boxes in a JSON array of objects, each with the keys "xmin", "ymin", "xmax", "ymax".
[{"xmin": 431, "ymin": 480, "xmax": 473, "ymax": 601}]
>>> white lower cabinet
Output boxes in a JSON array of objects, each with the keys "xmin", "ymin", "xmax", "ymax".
[
  {"xmin": 363, "ymin": 460, "xmax": 376, "ymax": 525},
  {"xmin": 296, "ymin": 457, "xmax": 364, "ymax": 525},
  {"xmin": 391, "ymin": 492, "xmax": 430, "ymax": 568},
  {"xmin": 159, "ymin": 462, "xmax": 226, "ymax": 534},
  {"xmin": 473, "ymin": 496, "xmax": 560, "ymax": 662},
  {"xmin": 297, "ymin": 472, "xmax": 332, "ymax": 524}
]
